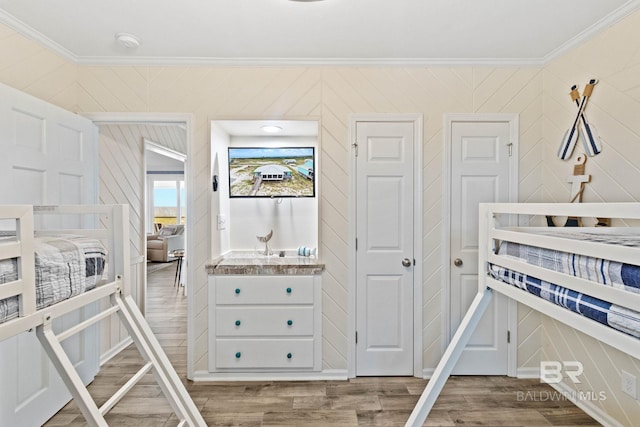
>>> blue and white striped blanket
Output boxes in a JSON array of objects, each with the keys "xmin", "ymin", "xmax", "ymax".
[
  {"xmin": 491, "ymin": 233, "xmax": 640, "ymax": 338},
  {"xmin": 0, "ymin": 235, "xmax": 107, "ymax": 324}
]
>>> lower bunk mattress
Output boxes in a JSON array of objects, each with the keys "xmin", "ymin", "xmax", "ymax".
[
  {"xmin": 0, "ymin": 235, "xmax": 107, "ymax": 324},
  {"xmin": 490, "ymin": 229, "xmax": 640, "ymax": 338}
]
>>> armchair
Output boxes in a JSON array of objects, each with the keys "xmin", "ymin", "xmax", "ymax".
[{"xmin": 147, "ymin": 224, "xmax": 185, "ymax": 262}]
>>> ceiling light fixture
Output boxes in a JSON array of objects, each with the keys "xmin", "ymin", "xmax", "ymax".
[
  {"xmin": 261, "ymin": 125, "xmax": 283, "ymax": 133},
  {"xmin": 115, "ymin": 33, "xmax": 141, "ymax": 49}
]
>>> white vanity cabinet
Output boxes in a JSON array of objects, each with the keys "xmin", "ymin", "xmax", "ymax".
[{"xmin": 208, "ymin": 273, "xmax": 322, "ymax": 377}]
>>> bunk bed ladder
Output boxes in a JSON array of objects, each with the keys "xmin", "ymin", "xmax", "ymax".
[
  {"xmin": 405, "ymin": 289, "xmax": 493, "ymax": 427},
  {"xmin": 35, "ymin": 283, "xmax": 206, "ymax": 427}
]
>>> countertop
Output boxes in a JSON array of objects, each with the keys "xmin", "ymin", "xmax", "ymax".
[{"xmin": 206, "ymin": 252, "xmax": 325, "ymax": 275}]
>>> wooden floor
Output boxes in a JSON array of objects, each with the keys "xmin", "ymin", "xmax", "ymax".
[{"xmin": 45, "ymin": 264, "xmax": 599, "ymax": 426}]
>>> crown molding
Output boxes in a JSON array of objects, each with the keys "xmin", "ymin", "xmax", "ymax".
[
  {"xmin": 75, "ymin": 55, "xmax": 545, "ymax": 67},
  {"xmin": 0, "ymin": 9, "xmax": 78, "ymax": 62},
  {"xmin": 1, "ymin": 1, "xmax": 639, "ymax": 68},
  {"xmin": 543, "ymin": 0, "xmax": 640, "ymax": 63}
]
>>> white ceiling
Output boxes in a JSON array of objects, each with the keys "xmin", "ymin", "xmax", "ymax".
[
  {"xmin": 0, "ymin": 0, "xmax": 637, "ymax": 65},
  {"xmin": 146, "ymin": 149, "xmax": 184, "ymax": 172}
]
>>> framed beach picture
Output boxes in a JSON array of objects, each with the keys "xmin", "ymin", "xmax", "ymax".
[{"xmin": 228, "ymin": 147, "xmax": 315, "ymax": 198}]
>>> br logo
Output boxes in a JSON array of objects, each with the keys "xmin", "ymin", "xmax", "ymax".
[{"xmin": 540, "ymin": 361, "xmax": 584, "ymax": 384}]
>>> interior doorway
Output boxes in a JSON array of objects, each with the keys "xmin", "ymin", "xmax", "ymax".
[
  {"xmin": 95, "ymin": 122, "xmax": 188, "ymax": 314},
  {"xmin": 86, "ymin": 112, "xmax": 195, "ymax": 378}
]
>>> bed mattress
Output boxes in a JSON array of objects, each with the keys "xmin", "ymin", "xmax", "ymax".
[
  {"xmin": 0, "ymin": 235, "xmax": 107, "ymax": 324},
  {"xmin": 490, "ymin": 230, "xmax": 640, "ymax": 338}
]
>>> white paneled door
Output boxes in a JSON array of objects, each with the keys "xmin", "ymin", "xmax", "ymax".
[
  {"xmin": 0, "ymin": 83, "xmax": 99, "ymax": 426},
  {"xmin": 355, "ymin": 121, "xmax": 414, "ymax": 376},
  {"xmin": 449, "ymin": 118, "xmax": 516, "ymax": 375}
]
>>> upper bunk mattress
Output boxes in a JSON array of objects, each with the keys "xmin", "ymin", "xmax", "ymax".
[
  {"xmin": 490, "ymin": 229, "xmax": 640, "ymax": 338},
  {"xmin": 497, "ymin": 228, "xmax": 640, "ymax": 293},
  {"xmin": 0, "ymin": 235, "xmax": 107, "ymax": 324}
]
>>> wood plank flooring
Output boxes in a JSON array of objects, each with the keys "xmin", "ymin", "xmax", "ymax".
[{"xmin": 45, "ymin": 264, "xmax": 600, "ymax": 426}]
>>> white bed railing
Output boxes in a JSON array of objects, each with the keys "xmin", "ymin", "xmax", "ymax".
[
  {"xmin": 407, "ymin": 202, "xmax": 640, "ymax": 427},
  {"xmin": 481, "ymin": 203, "xmax": 640, "ymax": 359}
]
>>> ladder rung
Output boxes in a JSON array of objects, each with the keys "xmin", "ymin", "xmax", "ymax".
[
  {"xmin": 57, "ymin": 305, "xmax": 120, "ymax": 342},
  {"xmin": 99, "ymin": 361, "xmax": 153, "ymax": 416}
]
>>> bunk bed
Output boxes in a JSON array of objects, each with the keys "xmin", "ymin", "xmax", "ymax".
[
  {"xmin": 0, "ymin": 204, "xmax": 205, "ymax": 427},
  {"xmin": 407, "ymin": 202, "xmax": 640, "ymax": 427}
]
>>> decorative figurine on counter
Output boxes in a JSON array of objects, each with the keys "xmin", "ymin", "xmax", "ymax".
[
  {"xmin": 297, "ymin": 246, "xmax": 317, "ymax": 257},
  {"xmin": 257, "ymin": 229, "xmax": 273, "ymax": 256}
]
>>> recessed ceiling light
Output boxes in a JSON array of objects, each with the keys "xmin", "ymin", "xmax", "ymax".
[
  {"xmin": 261, "ymin": 125, "xmax": 283, "ymax": 133},
  {"xmin": 115, "ymin": 33, "xmax": 141, "ymax": 49}
]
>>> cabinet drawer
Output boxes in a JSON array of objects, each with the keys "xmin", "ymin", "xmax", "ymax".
[
  {"xmin": 215, "ymin": 275, "xmax": 314, "ymax": 305},
  {"xmin": 215, "ymin": 339, "xmax": 314, "ymax": 369},
  {"xmin": 216, "ymin": 307, "xmax": 314, "ymax": 336}
]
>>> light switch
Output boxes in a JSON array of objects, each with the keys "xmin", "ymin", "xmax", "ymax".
[{"xmin": 217, "ymin": 214, "xmax": 227, "ymax": 230}]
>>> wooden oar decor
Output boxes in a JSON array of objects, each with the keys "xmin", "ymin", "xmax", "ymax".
[{"xmin": 558, "ymin": 79, "xmax": 603, "ymax": 160}]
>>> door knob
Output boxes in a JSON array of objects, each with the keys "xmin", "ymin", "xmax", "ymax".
[
  {"xmin": 454, "ymin": 258, "xmax": 463, "ymax": 267},
  {"xmin": 402, "ymin": 258, "xmax": 412, "ymax": 267}
]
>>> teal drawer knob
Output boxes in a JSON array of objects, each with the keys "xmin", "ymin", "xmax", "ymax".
[
  {"xmin": 235, "ymin": 320, "xmax": 241, "ymax": 326},
  {"xmin": 235, "ymin": 288, "xmax": 241, "ymax": 294},
  {"xmin": 235, "ymin": 352, "xmax": 241, "ymax": 359},
  {"xmin": 287, "ymin": 352, "xmax": 292, "ymax": 359},
  {"xmin": 287, "ymin": 320, "xmax": 293, "ymax": 326},
  {"xmin": 286, "ymin": 287, "xmax": 292, "ymax": 294}
]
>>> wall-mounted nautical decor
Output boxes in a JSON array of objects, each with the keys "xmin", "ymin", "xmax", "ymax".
[
  {"xmin": 567, "ymin": 154, "xmax": 590, "ymax": 203},
  {"xmin": 548, "ymin": 154, "xmax": 608, "ymax": 227},
  {"xmin": 558, "ymin": 79, "xmax": 603, "ymax": 160}
]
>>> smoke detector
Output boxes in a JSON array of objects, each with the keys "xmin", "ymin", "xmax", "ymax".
[{"xmin": 115, "ymin": 33, "xmax": 141, "ymax": 49}]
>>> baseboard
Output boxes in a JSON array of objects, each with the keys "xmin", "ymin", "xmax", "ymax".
[
  {"xmin": 421, "ymin": 368, "xmax": 435, "ymax": 379},
  {"xmin": 100, "ymin": 337, "xmax": 133, "ymax": 366},
  {"xmin": 548, "ymin": 381, "xmax": 623, "ymax": 427},
  {"xmin": 516, "ymin": 367, "xmax": 540, "ymax": 379},
  {"xmin": 191, "ymin": 369, "xmax": 349, "ymax": 382}
]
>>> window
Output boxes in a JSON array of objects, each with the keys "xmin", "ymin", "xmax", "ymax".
[{"xmin": 150, "ymin": 176, "xmax": 185, "ymax": 228}]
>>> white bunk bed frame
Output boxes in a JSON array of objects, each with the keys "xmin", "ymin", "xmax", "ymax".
[
  {"xmin": 407, "ymin": 202, "xmax": 640, "ymax": 426},
  {"xmin": 0, "ymin": 204, "xmax": 205, "ymax": 427}
]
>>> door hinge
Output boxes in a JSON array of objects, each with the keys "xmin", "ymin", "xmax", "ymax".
[
  {"xmin": 413, "ymin": 258, "xmax": 416, "ymax": 266},
  {"xmin": 355, "ymin": 331, "xmax": 358, "ymax": 344},
  {"xmin": 507, "ymin": 330, "xmax": 511, "ymax": 343},
  {"xmin": 507, "ymin": 143, "xmax": 513, "ymax": 157},
  {"xmin": 355, "ymin": 238, "xmax": 358, "ymax": 251},
  {"xmin": 352, "ymin": 141, "xmax": 359, "ymax": 157}
]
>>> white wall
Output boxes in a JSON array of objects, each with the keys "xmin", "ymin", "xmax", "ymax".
[{"xmin": 210, "ymin": 123, "xmax": 231, "ymax": 257}]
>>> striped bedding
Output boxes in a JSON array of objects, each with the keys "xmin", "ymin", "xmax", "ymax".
[
  {"xmin": 490, "ymin": 230, "xmax": 640, "ymax": 338},
  {"xmin": 0, "ymin": 235, "xmax": 107, "ymax": 324}
]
